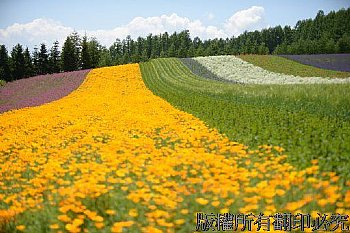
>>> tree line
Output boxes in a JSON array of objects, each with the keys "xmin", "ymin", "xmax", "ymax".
[{"xmin": 1, "ymin": 7, "xmax": 349, "ymax": 82}]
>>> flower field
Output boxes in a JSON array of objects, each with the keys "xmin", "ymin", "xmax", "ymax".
[
  {"xmin": 279, "ymin": 54, "xmax": 350, "ymax": 72},
  {"xmin": 0, "ymin": 70, "xmax": 89, "ymax": 114},
  {"xmin": 238, "ymin": 55, "xmax": 350, "ymax": 78},
  {"xmin": 0, "ymin": 61, "xmax": 349, "ymax": 232},
  {"xmin": 188, "ymin": 56, "xmax": 350, "ymax": 84}
]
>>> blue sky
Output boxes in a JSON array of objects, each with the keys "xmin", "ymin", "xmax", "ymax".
[{"xmin": 0, "ymin": 0, "xmax": 349, "ymax": 49}]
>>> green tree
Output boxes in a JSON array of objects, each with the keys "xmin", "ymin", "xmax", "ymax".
[
  {"xmin": 38, "ymin": 43, "xmax": 49, "ymax": 74},
  {"xmin": 89, "ymin": 38, "xmax": 101, "ymax": 68},
  {"xmin": 49, "ymin": 41, "xmax": 61, "ymax": 73},
  {"xmin": 10, "ymin": 44, "xmax": 26, "ymax": 80},
  {"xmin": 98, "ymin": 48, "xmax": 112, "ymax": 67},
  {"xmin": 109, "ymin": 39, "xmax": 123, "ymax": 65},
  {"xmin": 167, "ymin": 43, "xmax": 176, "ymax": 57},
  {"xmin": 0, "ymin": 45, "xmax": 11, "ymax": 82},
  {"xmin": 23, "ymin": 47, "xmax": 34, "ymax": 77},
  {"xmin": 258, "ymin": 43, "xmax": 270, "ymax": 55},
  {"xmin": 32, "ymin": 46, "xmax": 39, "ymax": 75},
  {"xmin": 81, "ymin": 35, "xmax": 92, "ymax": 69},
  {"xmin": 62, "ymin": 36, "xmax": 79, "ymax": 71},
  {"xmin": 337, "ymin": 34, "xmax": 350, "ymax": 53},
  {"xmin": 70, "ymin": 31, "xmax": 82, "ymax": 68}
]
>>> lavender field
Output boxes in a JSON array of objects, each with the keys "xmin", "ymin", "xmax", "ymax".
[
  {"xmin": 0, "ymin": 70, "xmax": 89, "ymax": 113},
  {"xmin": 280, "ymin": 54, "xmax": 350, "ymax": 72}
]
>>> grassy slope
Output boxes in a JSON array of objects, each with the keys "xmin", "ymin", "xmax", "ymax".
[
  {"xmin": 140, "ymin": 58, "xmax": 350, "ymax": 183},
  {"xmin": 238, "ymin": 55, "xmax": 350, "ymax": 78}
]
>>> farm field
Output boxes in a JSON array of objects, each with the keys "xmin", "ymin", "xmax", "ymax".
[
  {"xmin": 1, "ymin": 2, "xmax": 350, "ymax": 232},
  {"xmin": 238, "ymin": 55, "xmax": 350, "ymax": 78},
  {"xmin": 279, "ymin": 54, "xmax": 350, "ymax": 72},
  {"xmin": 185, "ymin": 55, "xmax": 350, "ymax": 84},
  {"xmin": 141, "ymin": 58, "xmax": 350, "ymax": 182},
  {"xmin": 0, "ymin": 70, "xmax": 89, "ymax": 113},
  {"xmin": 0, "ymin": 59, "xmax": 349, "ymax": 232}
]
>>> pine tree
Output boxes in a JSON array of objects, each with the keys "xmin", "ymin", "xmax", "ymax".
[
  {"xmin": 337, "ymin": 34, "xmax": 350, "ymax": 53},
  {"xmin": 32, "ymin": 46, "xmax": 39, "ymax": 75},
  {"xmin": 38, "ymin": 43, "xmax": 49, "ymax": 74},
  {"xmin": 89, "ymin": 38, "xmax": 101, "ymax": 68},
  {"xmin": 10, "ymin": 44, "xmax": 26, "ymax": 80},
  {"xmin": 81, "ymin": 35, "xmax": 91, "ymax": 69},
  {"xmin": 70, "ymin": 31, "xmax": 82, "ymax": 69},
  {"xmin": 23, "ymin": 47, "xmax": 34, "ymax": 77},
  {"xmin": 49, "ymin": 41, "xmax": 61, "ymax": 73},
  {"xmin": 168, "ymin": 43, "xmax": 176, "ymax": 57},
  {"xmin": 62, "ymin": 36, "xmax": 78, "ymax": 71},
  {"xmin": 98, "ymin": 48, "xmax": 112, "ymax": 67},
  {"xmin": 0, "ymin": 45, "xmax": 11, "ymax": 82}
]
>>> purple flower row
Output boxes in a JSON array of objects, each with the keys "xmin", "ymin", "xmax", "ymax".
[
  {"xmin": 0, "ymin": 70, "xmax": 90, "ymax": 114},
  {"xmin": 279, "ymin": 54, "xmax": 350, "ymax": 72}
]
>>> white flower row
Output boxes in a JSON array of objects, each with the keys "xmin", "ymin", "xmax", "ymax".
[{"xmin": 192, "ymin": 55, "xmax": 350, "ymax": 84}]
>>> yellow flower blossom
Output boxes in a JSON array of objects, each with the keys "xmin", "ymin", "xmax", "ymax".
[
  {"xmin": 105, "ymin": 209, "xmax": 116, "ymax": 215},
  {"xmin": 50, "ymin": 224, "xmax": 60, "ymax": 229},
  {"xmin": 195, "ymin": 198, "xmax": 209, "ymax": 205},
  {"xmin": 129, "ymin": 208, "xmax": 138, "ymax": 217},
  {"xmin": 16, "ymin": 225, "xmax": 25, "ymax": 231}
]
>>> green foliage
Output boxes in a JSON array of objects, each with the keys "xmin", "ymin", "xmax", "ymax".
[
  {"xmin": 10, "ymin": 44, "xmax": 25, "ymax": 81},
  {"xmin": 97, "ymin": 48, "xmax": 113, "ymax": 67},
  {"xmin": 38, "ymin": 43, "xmax": 49, "ymax": 75},
  {"xmin": 140, "ymin": 58, "xmax": 350, "ymax": 182},
  {"xmin": 23, "ymin": 47, "xmax": 34, "ymax": 77},
  {"xmin": 62, "ymin": 35, "xmax": 80, "ymax": 72},
  {"xmin": 49, "ymin": 41, "xmax": 61, "ymax": 73},
  {"xmin": 239, "ymin": 55, "xmax": 350, "ymax": 78},
  {"xmin": 0, "ymin": 45, "xmax": 11, "ymax": 82},
  {"xmin": 88, "ymin": 38, "xmax": 101, "ymax": 68},
  {"xmin": 81, "ymin": 35, "xmax": 92, "ymax": 69},
  {"xmin": 0, "ymin": 79, "xmax": 5, "ymax": 86}
]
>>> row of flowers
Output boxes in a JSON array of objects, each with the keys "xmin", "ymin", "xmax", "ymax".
[{"xmin": 192, "ymin": 55, "xmax": 350, "ymax": 84}]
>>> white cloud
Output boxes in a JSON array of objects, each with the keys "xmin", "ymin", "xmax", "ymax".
[
  {"xmin": 224, "ymin": 6, "xmax": 265, "ymax": 36},
  {"xmin": 0, "ymin": 18, "xmax": 73, "ymax": 49},
  {"xmin": 88, "ymin": 13, "xmax": 226, "ymax": 46},
  {"xmin": 0, "ymin": 6, "xmax": 265, "ymax": 50}
]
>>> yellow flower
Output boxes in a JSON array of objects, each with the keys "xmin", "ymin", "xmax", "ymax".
[
  {"xmin": 95, "ymin": 222, "xmax": 104, "ymax": 229},
  {"xmin": 129, "ymin": 208, "xmax": 138, "ymax": 217},
  {"xmin": 50, "ymin": 224, "xmax": 60, "ymax": 229},
  {"xmin": 317, "ymin": 199, "xmax": 328, "ymax": 207},
  {"xmin": 112, "ymin": 221, "xmax": 134, "ymax": 233},
  {"xmin": 175, "ymin": 219, "xmax": 185, "ymax": 225},
  {"xmin": 276, "ymin": 189, "xmax": 286, "ymax": 196},
  {"xmin": 58, "ymin": 215, "xmax": 71, "ymax": 223},
  {"xmin": 65, "ymin": 223, "xmax": 80, "ymax": 233},
  {"xmin": 285, "ymin": 201, "xmax": 305, "ymax": 212},
  {"xmin": 211, "ymin": 201, "xmax": 220, "ymax": 207},
  {"xmin": 195, "ymin": 198, "xmax": 209, "ymax": 205},
  {"xmin": 220, "ymin": 208, "xmax": 229, "ymax": 214},
  {"xmin": 106, "ymin": 209, "xmax": 116, "ymax": 215},
  {"xmin": 72, "ymin": 218, "xmax": 84, "ymax": 227},
  {"xmin": 180, "ymin": 209, "xmax": 189, "ymax": 214},
  {"xmin": 16, "ymin": 225, "xmax": 26, "ymax": 231},
  {"xmin": 92, "ymin": 215, "xmax": 104, "ymax": 222}
]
